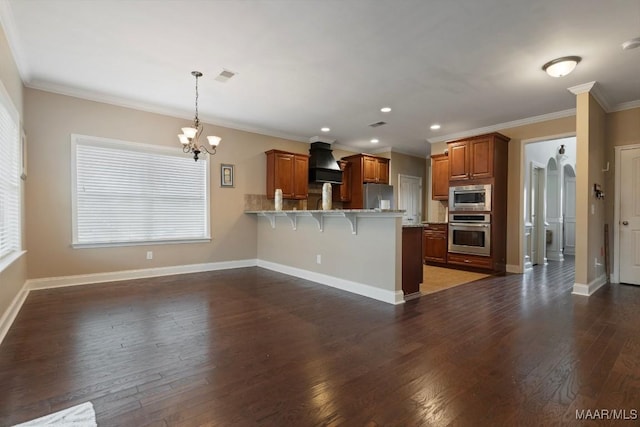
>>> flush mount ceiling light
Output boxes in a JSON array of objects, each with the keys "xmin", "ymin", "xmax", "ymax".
[
  {"xmin": 370, "ymin": 138, "xmax": 379, "ymax": 144},
  {"xmin": 380, "ymin": 107, "xmax": 392, "ymax": 113},
  {"xmin": 321, "ymin": 127, "xmax": 330, "ymax": 132},
  {"xmin": 178, "ymin": 71, "xmax": 221, "ymax": 161},
  {"xmin": 542, "ymin": 56, "xmax": 582, "ymax": 78},
  {"xmin": 430, "ymin": 124, "xmax": 441, "ymax": 130},
  {"xmin": 622, "ymin": 37, "xmax": 640, "ymax": 50}
]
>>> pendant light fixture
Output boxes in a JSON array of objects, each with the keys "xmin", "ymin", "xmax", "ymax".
[
  {"xmin": 178, "ymin": 71, "xmax": 221, "ymax": 161},
  {"xmin": 542, "ymin": 56, "xmax": 581, "ymax": 78}
]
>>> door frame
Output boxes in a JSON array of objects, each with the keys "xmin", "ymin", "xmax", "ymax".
[
  {"xmin": 613, "ymin": 142, "xmax": 640, "ymax": 284},
  {"xmin": 530, "ymin": 161, "xmax": 547, "ymax": 266},
  {"xmin": 397, "ymin": 174, "xmax": 422, "ymax": 225}
]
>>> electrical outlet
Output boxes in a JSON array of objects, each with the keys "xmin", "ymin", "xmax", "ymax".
[
  {"xmin": 146, "ymin": 251, "xmax": 153, "ymax": 260},
  {"xmin": 316, "ymin": 254, "xmax": 321, "ymax": 264}
]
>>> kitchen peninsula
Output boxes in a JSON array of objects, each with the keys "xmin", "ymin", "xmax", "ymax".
[{"xmin": 246, "ymin": 209, "xmax": 405, "ymax": 304}]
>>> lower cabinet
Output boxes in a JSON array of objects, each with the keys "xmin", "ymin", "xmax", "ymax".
[
  {"xmin": 423, "ymin": 224, "xmax": 448, "ymax": 265},
  {"xmin": 402, "ymin": 227, "xmax": 423, "ymax": 295}
]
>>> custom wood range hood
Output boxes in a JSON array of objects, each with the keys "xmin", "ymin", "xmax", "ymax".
[{"xmin": 307, "ymin": 138, "xmax": 343, "ymax": 184}]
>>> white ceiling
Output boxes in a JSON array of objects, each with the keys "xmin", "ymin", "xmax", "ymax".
[{"xmin": 2, "ymin": 0, "xmax": 639, "ymax": 156}]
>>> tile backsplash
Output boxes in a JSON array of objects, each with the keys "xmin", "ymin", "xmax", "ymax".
[{"xmin": 244, "ymin": 194, "xmax": 306, "ymax": 211}]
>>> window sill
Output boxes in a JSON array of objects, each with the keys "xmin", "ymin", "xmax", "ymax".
[
  {"xmin": 0, "ymin": 250, "xmax": 27, "ymax": 275},
  {"xmin": 71, "ymin": 238, "xmax": 212, "ymax": 249}
]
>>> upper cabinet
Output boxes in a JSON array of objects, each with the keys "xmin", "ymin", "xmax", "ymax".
[
  {"xmin": 447, "ymin": 132, "xmax": 510, "ymax": 182},
  {"xmin": 333, "ymin": 160, "xmax": 352, "ymax": 202},
  {"xmin": 431, "ymin": 153, "xmax": 449, "ymax": 200},
  {"xmin": 341, "ymin": 153, "xmax": 390, "ymax": 209},
  {"xmin": 265, "ymin": 150, "xmax": 309, "ymax": 199},
  {"xmin": 359, "ymin": 154, "xmax": 390, "ymax": 184}
]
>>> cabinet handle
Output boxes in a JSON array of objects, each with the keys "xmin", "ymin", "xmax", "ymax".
[{"xmin": 464, "ymin": 259, "xmax": 470, "ymax": 263}]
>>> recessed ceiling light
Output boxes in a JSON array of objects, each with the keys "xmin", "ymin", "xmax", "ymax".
[
  {"xmin": 321, "ymin": 127, "xmax": 330, "ymax": 132},
  {"xmin": 622, "ymin": 37, "xmax": 640, "ymax": 50},
  {"xmin": 430, "ymin": 124, "xmax": 441, "ymax": 130},
  {"xmin": 542, "ymin": 56, "xmax": 581, "ymax": 78},
  {"xmin": 370, "ymin": 138, "xmax": 379, "ymax": 144},
  {"xmin": 380, "ymin": 107, "xmax": 392, "ymax": 113}
]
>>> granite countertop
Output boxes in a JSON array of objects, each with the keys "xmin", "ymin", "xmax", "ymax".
[
  {"xmin": 422, "ymin": 221, "xmax": 448, "ymax": 225},
  {"xmin": 402, "ymin": 224, "xmax": 425, "ymax": 228},
  {"xmin": 245, "ymin": 209, "xmax": 405, "ymax": 214}
]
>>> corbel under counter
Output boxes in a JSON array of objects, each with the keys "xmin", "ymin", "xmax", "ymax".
[{"xmin": 245, "ymin": 209, "xmax": 404, "ymax": 235}]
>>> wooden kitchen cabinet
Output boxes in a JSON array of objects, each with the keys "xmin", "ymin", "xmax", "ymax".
[
  {"xmin": 341, "ymin": 153, "xmax": 390, "ymax": 209},
  {"xmin": 265, "ymin": 150, "xmax": 310, "ymax": 199},
  {"xmin": 333, "ymin": 160, "xmax": 352, "ymax": 202},
  {"xmin": 423, "ymin": 223, "xmax": 448, "ymax": 265},
  {"xmin": 402, "ymin": 226, "xmax": 423, "ymax": 296},
  {"xmin": 359, "ymin": 154, "xmax": 389, "ymax": 184},
  {"xmin": 431, "ymin": 153, "xmax": 449, "ymax": 200},
  {"xmin": 447, "ymin": 132, "xmax": 509, "ymax": 182}
]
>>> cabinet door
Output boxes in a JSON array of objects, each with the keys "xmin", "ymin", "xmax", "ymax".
[
  {"xmin": 333, "ymin": 161, "xmax": 352, "ymax": 202},
  {"xmin": 292, "ymin": 155, "xmax": 309, "ymax": 199},
  {"xmin": 274, "ymin": 153, "xmax": 295, "ymax": 198},
  {"xmin": 377, "ymin": 158, "xmax": 389, "ymax": 184},
  {"xmin": 470, "ymin": 137, "xmax": 494, "ymax": 179},
  {"xmin": 448, "ymin": 142, "xmax": 469, "ymax": 181},
  {"xmin": 431, "ymin": 154, "xmax": 449, "ymax": 200},
  {"xmin": 362, "ymin": 156, "xmax": 378, "ymax": 183},
  {"xmin": 423, "ymin": 231, "xmax": 448, "ymax": 263}
]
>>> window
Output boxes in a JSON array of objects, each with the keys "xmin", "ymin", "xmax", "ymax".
[
  {"xmin": 71, "ymin": 134, "xmax": 210, "ymax": 247},
  {"xmin": 0, "ymin": 81, "xmax": 21, "ymax": 265}
]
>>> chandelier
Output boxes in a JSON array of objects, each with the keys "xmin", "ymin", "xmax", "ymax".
[{"xmin": 178, "ymin": 71, "xmax": 221, "ymax": 161}]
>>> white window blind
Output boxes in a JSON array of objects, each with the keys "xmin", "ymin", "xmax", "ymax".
[
  {"xmin": 0, "ymin": 82, "xmax": 21, "ymax": 262},
  {"xmin": 72, "ymin": 135, "xmax": 210, "ymax": 246}
]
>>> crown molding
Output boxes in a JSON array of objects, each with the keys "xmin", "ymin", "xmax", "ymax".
[
  {"xmin": 567, "ymin": 81, "xmax": 597, "ymax": 95},
  {"xmin": 568, "ymin": 81, "xmax": 612, "ymax": 112},
  {"xmin": 610, "ymin": 99, "xmax": 640, "ymax": 112},
  {"xmin": 0, "ymin": 0, "xmax": 31, "ymax": 81},
  {"xmin": 427, "ymin": 108, "xmax": 576, "ymax": 144},
  {"xmin": 26, "ymin": 80, "xmax": 309, "ymax": 143}
]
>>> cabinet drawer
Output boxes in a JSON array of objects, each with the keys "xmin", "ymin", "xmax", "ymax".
[
  {"xmin": 447, "ymin": 253, "xmax": 493, "ymax": 269},
  {"xmin": 423, "ymin": 223, "xmax": 447, "ymax": 232}
]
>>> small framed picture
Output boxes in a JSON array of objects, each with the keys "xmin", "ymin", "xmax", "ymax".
[{"xmin": 220, "ymin": 164, "xmax": 234, "ymax": 187}]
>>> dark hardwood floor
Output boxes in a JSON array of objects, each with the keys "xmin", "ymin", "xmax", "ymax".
[{"xmin": 1, "ymin": 258, "xmax": 639, "ymax": 426}]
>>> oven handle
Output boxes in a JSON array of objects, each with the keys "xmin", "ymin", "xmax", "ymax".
[{"xmin": 449, "ymin": 222, "xmax": 490, "ymax": 227}]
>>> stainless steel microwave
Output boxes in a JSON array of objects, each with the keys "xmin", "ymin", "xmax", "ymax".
[{"xmin": 449, "ymin": 184, "xmax": 492, "ymax": 212}]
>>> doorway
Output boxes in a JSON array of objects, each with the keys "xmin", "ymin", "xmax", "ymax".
[
  {"xmin": 398, "ymin": 174, "xmax": 422, "ymax": 225},
  {"xmin": 615, "ymin": 144, "xmax": 640, "ymax": 285},
  {"xmin": 530, "ymin": 162, "xmax": 546, "ymax": 266}
]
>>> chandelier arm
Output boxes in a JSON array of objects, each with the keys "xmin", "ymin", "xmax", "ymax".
[
  {"xmin": 182, "ymin": 145, "xmax": 191, "ymax": 154},
  {"xmin": 199, "ymin": 145, "xmax": 217, "ymax": 155}
]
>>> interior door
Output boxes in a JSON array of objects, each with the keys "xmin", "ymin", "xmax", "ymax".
[
  {"xmin": 398, "ymin": 174, "xmax": 422, "ymax": 225},
  {"xmin": 620, "ymin": 146, "xmax": 640, "ymax": 285}
]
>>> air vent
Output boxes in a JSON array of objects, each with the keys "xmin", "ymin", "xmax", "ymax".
[
  {"xmin": 214, "ymin": 69, "xmax": 237, "ymax": 82},
  {"xmin": 369, "ymin": 121, "xmax": 387, "ymax": 128}
]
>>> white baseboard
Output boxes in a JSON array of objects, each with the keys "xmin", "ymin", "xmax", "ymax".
[
  {"xmin": 0, "ymin": 281, "xmax": 29, "ymax": 346},
  {"xmin": 506, "ymin": 264, "xmax": 522, "ymax": 274},
  {"xmin": 257, "ymin": 260, "xmax": 404, "ymax": 305},
  {"xmin": 572, "ymin": 274, "xmax": 608, "ymax": 296},
  {"xmin": 26, "ymin": 259, "xmax": 258, "ymax": 290}
]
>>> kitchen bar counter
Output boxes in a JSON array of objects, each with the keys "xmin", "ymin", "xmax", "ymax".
[
  {"xmin": 246, "ymin": 209, "xmax": 404, "ymax": 235},
  {"xmin": 247, "ymin": 209, "xmax": 404, "ymax": 304}
]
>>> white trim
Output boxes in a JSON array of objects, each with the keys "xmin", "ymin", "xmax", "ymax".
[
  {"xmin": 506, "ymin": 264, "xmax": 522, "ymax": 274},
  {"xmin": 610, "ymin": 100, "xmax": 640, "ymax": 113},
  {"xmin": 0, "ymin": 280, "xmax": 28, "ymax": 346},
  {"xmin": 572, "ymin": 274, "xmax": 607, "ymax": 296},
  {"xmin": 26, "ymin": 259, "xmax": 258, "ymax": 290},
  {"xmin": 613, "ymin": 143, "xmax": 640, "ymax": 284},
  {"xmin": 0, "ymin": 249, "xmax": 25, "ymax": 274},
  {"xmin": 567, "ymin": 81, "xmax": 611, "ymax": 112},
  {"xmin": 257, "ymin": 260, "xmax": 404, "ymax": 305},
  {"xmin": 567, "ymin": 81, "xmax": 597, "ymax": 96},
  {"xmin": 26, "ymin": 80, "xmax": 309, "ymax": 144},
  {"xmin": 427, "ymin": 109, "xmax": 576, "ymax": 144},
  {"xmin": 0, "ymin": 0, "xmax": 31, "ymax": 81}
]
